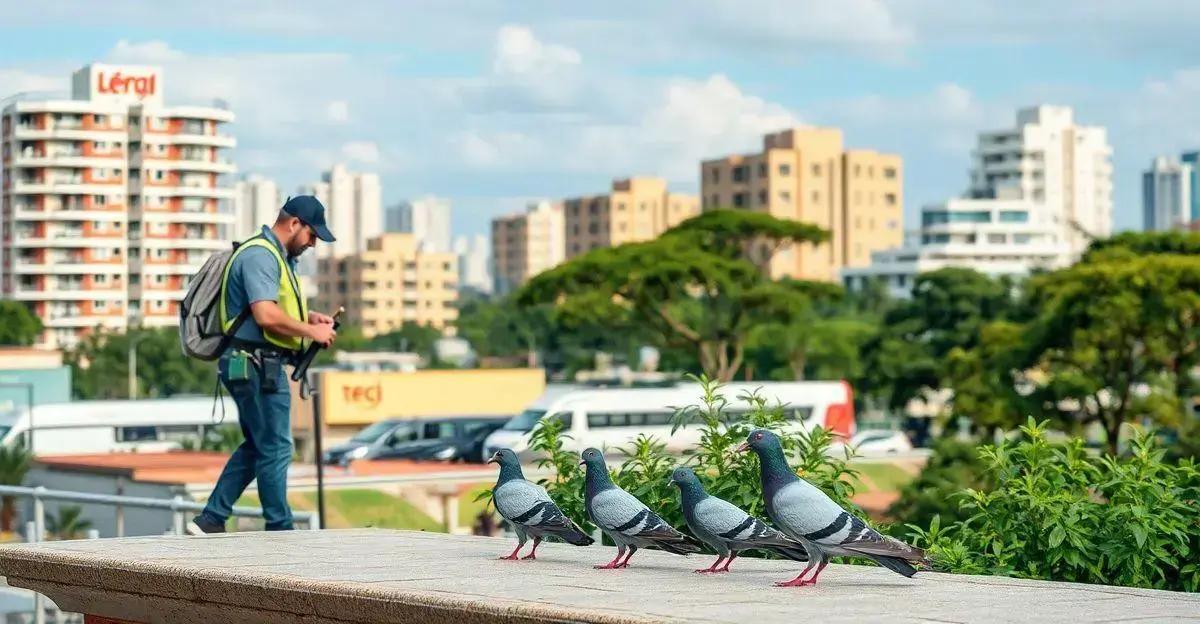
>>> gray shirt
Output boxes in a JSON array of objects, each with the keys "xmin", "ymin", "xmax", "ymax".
[{"xmin": 224, "ymin": 225, "xmax": 300, "ymax": 345}]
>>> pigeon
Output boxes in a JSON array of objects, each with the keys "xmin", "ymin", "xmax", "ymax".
[
  {"xmin": 580, "ymin": 448, "xmax": 702, "ymax": 569},
  {"xmin": 488, "ymin": 448, "xmax": 594, "ymax": 560},
  {"xmin": 669, "ymin": 466, "xmax": 810, "ymax": 574},
  {"xmin": 738, "ymin": 429, "xmax": 928, "ymax": 587}
]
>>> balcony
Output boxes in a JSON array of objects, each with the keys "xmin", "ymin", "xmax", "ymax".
[
  {"xmin": 10, "ymin": 151, "xmax": 124, "ymax": 169},
  {"xmin": 11, "ymin": 179, "xmax": 127, "ymax": 196},
  {"xmin": 12, "ymin": 124, "xmax": 125, "ymax": 141},
  {"xmin": 137, "ymin": 155, "xmax": 237, "ymax": 174},
  {"xmin": 159, "ymin": 132, "xmax": 237, "ymax": 148}
]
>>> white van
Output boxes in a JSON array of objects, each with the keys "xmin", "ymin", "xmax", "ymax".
[
  {"xmin": 0, "ymin": 396, "xmax": 240, "ymax": 455},
  {"xmin": 481, "ymin": 381, "xmax": 855, "ymax": 461}
]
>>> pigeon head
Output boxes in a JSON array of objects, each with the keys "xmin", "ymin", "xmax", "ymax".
[
  {"xmin": 668, "ymin": 466, "xmax": 700, "ymax": 488},
  {"xmin": 488, "ymin": 448, "xmax": 519, "ymax": 467},
  {"xmin": 738, "ymin": 429, "xmax": 782, "ymax": 455},
  {"xmin": 579, "ymin": 447, "xmax": 606, "ymax": 469}
]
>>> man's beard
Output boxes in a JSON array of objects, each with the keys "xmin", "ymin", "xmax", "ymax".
[{"xmin": 286, "ymin": 241, "xmax": 308, "ymax": 259}]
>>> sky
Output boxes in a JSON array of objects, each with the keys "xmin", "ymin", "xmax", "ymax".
[{"xmin": 2, "ymin": 1, "xmax": 1199, "ymax": 239}]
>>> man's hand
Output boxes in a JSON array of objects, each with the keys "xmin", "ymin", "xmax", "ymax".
[
  {"xmin": 308, "ymin": 311, "xmax": 335, "ymax": 325},
  {"xmin": 308, "ymin": 323, "xmax": 337, "ymax": 347}
]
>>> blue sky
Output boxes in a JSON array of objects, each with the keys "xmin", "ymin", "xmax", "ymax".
[{"xmin": 3, "ymin": 1, "xmax": 1199, "ymax": 239}]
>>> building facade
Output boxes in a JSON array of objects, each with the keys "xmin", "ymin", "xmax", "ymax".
[
  {"xmin": 313, "ymin": 233, "xmax": 457, "ymax": 337},
  {"xmin": 452, "ymin": 234, "xmax": 491, "ymax": 294},
  {"xmin": 1183, "ymin": 151, "xmax": 1200, "ymax": 227},
  {"xmin": 1, "ymin": 63, "xmax": 236, "ymax": 348},
  {"xmin": 842, "ymin": 198, "xmax": 1068, "ymax": 298},
  {"xmin": 969, "ymin": 105, "xmax": 1112, "ymax": 256},
  {"xmin": 232, "ymin": 173, "xmax": 283, "ymax": 240},
  {"xmin": 491, "ymin": 200, "xmax": 565, "ymax": 295},
  {"xmin": 701, "ymin": 128, "xmax": 903, "ymax": 281},
  {"xmin": 302, "ymin": 163, "xmax": 381, "ymax": 259},
  {"xmin": 386, "ymin": 196, "xmax": 452, "ymax": 253},
  {"xmin": 563, "ymin": 177, "xmax": 699, "ymax": 259},
  {"xmin": 1143, "ymin": 156, "xmax": 1194, "ymax": 232}
]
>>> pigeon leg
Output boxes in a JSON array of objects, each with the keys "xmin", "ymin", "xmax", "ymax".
[
  {"xmin": 520, "ymin": 537, "xmax": 542, "ymax": 560},
  {"xmin": 617, "ymin": 545, "xmax": 638, "ymax": 568},
  {"xmin": 499, "ymin": 540, "xmax": 524, "ymax": 561},
  {"xmin": 718, "ymin": 551, "xmax": 739, "ymax": 573},
  {"xmin": 695, "ymin": 554, "xmax": 727, "ymax": 574},
  {"xmin": 800, "ymin": 558, "xmax": 830, "ymax": 586},
  {"xmin": 774, "ymin": 558, "xmax": 819, "ymax": 587},
  {"xmin": 594, "ymin": 545, "xmax": 626, "ymax": 570}
]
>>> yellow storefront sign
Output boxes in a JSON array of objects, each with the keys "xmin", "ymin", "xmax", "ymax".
[{"xmin": 317, "ymin": 368, "xmax": 546, "ymax": 425}]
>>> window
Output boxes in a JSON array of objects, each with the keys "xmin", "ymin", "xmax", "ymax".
[
  {"xmin": 153, "ymin": 170, "xmax": 165, "ymax": 181},
  {"xmin": 811, "ymin": 164, "xmax": 821, "ymax": 176},
  {"xmin": 885, "ymin": 193, "xmax": 897, "ymax": 206},
  {"xmin": 757, "ymin": 163, "xmax": 767, "ymax": 177},
  {"xmin": 883, "ymin": 167, "xmax": 897, "ymax": 179},
  {"xmin": 93, "ymin": 114, "xmax": 105, "ymax": 125},
  {"xmin": 423, "ymin": 422, "xmax": 456, "ymax": 440},
  {"xmin": 94, "ymin": 168, "xmax": 108, "ymax": 180},
  {"xmin": 999, "ymin": 211, "xmax": 1028, "ymax": 223},
  {"xmin": 710, "ymin": 168, "xmax": 720, "ymax": 183},
  {"xmin": 779, "ymin": 191, "xmax": 791, "ymax": 204},
  {"xmin": 733, "ymin": 192, "xmax": 747, "ymax": 208},
  {"xmin": 386, "ymin": 424, "xmax": 419, "ymax": 445},
  {"xmin": 96, "ymin": 274, "xmax": 109, "ymax": 284},
  {"xmin": 778, "ymin": 164, "xmax": 791, "ymax": 176},
  {"xmin": 94, "ymin": 300, "xmax": 108, "ymax": 311},
  {"xmin": 811, "ymin": 191, "xmax": 819, "ymax": 202},
  {"xmin": 732, "ymin": 166, "xmax": 748, "ymax": 183},
  {"xmin": 988, "ymin": 234, "xmax": 1006, "ymax": 244},
  {"xmin": 617, "ymin": 202, "xmax": 626, "ymax": 211},
  {"xmin": 116, "ymin": 426, "xmax": 158, "ymax": 442},
  {"xmin": 710, "ymin": 194, "xmax": 719, "ymax": 207},
  {"xmin": 758, "ymin": 190, "xmax": 768, "ymax": 206}
]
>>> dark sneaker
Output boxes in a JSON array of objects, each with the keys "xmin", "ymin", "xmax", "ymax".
[{"xmin": 186, "ymin": 516, "xmax": 227, "ymax": 535}]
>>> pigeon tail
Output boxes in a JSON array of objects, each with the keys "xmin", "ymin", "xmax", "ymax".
[
  {"xmin": 764, "ymin": 543, "xmax": 810, "ymax": 563},
  {"xmin": 869, "ymin": 554, "xmax": 918, "ymax": 578},
  {"xmin": 553, "ymin": 524, "xmax": 595, "ymax": 546},
  {"xmin": 652, "ymin": 536, "xmax": 704, "ymax": 556}
]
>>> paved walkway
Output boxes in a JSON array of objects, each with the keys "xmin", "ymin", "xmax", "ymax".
[{"xmin": 1, "ymin": 529, "xmax": 1197, "ymax": 623}]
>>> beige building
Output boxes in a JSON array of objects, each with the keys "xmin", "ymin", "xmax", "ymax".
[
  {"xmin": 701, "ymin": 127, "xmax": 902, "ymax": 281},
  {"xmin": 563, "ymin": 177, "xmax": 700, "ymax": 259},
  {"xmin": 491, "ymin": 200, "xmax": 564, "ymax": 295},
  {"xmin": 314, "ymin": 233, "xmax": 457, "ymax": 337}
]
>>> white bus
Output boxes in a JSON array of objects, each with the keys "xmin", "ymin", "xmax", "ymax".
[
  {"xmin": 0, "ymin": 396, "xmax": 240, "ymax": 455},
  {"xmin": 481, "ymin": 381, "xmax": 855, "ymax": 461}
]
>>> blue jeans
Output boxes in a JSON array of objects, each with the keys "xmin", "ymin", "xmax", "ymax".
[{"xmin": 197, "ymin": 353, "xmax": 294, "ymax": 530}]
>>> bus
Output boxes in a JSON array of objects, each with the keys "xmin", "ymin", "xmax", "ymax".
[
  {"xmin": 0, "ymin": 396, "xmax": 240, "ymax": 455},
  {"xmin": 481, "ymin": 381, "xmax": 855, "ymax": 461}
]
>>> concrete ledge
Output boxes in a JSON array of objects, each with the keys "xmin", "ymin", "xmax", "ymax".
[{"xmin": 1, "ymin": 529, "xmax": 1197, "ymax": 623}]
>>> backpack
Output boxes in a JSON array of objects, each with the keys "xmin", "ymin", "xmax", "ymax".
[{"xmin": 179, "ymin": 238, "xmax": 255, "ymax": 360}]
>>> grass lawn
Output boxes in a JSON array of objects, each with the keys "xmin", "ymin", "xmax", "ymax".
[
  {"xmin": 849, "ymin": 461, "xmax": 917, "ymax": 493},
  {"xmin": 459, "ymin": 484, "xmax": 494, "ymax": 528},
  {"xmin": 233, "ymin": 489, "xmax": 442, "ymax": 531}
]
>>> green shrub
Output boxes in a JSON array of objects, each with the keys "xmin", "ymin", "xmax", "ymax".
[
  {"xmin": 886, "ymin": 436, "xmax": 988, "ymax": 532},
  {"xmin": 907, "ymin": 418, "xmax": 1200, "ymax": 591}
]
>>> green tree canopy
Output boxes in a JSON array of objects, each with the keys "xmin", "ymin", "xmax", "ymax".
[
  {"xmin": 518, "ymin": 210, "xmax": 830, "ymax": 381},
  {"xmin": 0, "ymin": 301, "xmax": 43, "ymax": 346},
  {"xmin": 68, "ymin": 328, "xmax": 215, "ymax": 399}
]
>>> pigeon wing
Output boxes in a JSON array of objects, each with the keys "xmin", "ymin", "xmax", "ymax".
[
  {"xmin": 769, "ymin": 479, "xmax": 854, "ymax": 544},
  {"xmin": 494, "ymin": 479, "xmax": 559, "ymax": 528},
  {"xmin": 591, "ymin": 488, "xmax": 681, "ymax": 539}
]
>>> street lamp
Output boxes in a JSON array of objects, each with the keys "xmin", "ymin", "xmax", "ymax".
[{"xmin": 0, "ymin": 382, "xmax": 35, "ymax": 454}]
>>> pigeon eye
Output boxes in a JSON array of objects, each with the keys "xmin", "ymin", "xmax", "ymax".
[{"xmin": 754, "ymin": 433, "xmax": 763, "ymax": 440}]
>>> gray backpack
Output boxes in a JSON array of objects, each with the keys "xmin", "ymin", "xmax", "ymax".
[{"xmin": 179, "ymin": 238, "xmax": 257, "ymax": 360}]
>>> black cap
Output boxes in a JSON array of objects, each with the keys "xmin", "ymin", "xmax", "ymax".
[{"xmin": 282, "ymin": 195, "xmax": 335, "ymax": 242}]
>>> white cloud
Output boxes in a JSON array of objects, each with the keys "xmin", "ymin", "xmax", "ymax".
[
  {"xmin": 0, "ymin": 69, "xmax": 62, "ymax": 97},
  {"xmin": 327, "ymin": 100, "xmax": 349, "ymax": 123},
  {"xmin": 493, "ymin": 25, "xmax": 581, "ymax": 76},
  {"xmin": 453, "ymin": 25, "xmax": 587, "ymax": 113},
  {"xmin": 109, "ymin": 39, "xmax": 185, "ymax": 63},
  {"xmin": 340, "ymin": 140, "xmax": 380, "ymax": 165}
]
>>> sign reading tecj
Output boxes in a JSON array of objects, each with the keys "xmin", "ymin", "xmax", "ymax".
[{"xmin": 72, "ymin": 63, "xmax": 164, "ymax": 106}]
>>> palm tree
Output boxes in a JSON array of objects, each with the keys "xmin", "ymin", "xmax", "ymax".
[
  {"xmin": 45, "ymin": 505, "xmax": 92, "ymax": 540},
  {"xmin": 0, "ymin": 442, "xmax": 32, "ymax": 532}
]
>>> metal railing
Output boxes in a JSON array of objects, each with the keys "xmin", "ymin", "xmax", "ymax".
[{"xmin": 0, "ymin": 484, "xmax": 319, "ymax": 541}]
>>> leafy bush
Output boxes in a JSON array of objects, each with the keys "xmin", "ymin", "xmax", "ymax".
[
  {"xmin": 907, "ymin": 418, "xmax": 1200, "ymax": 591},
  {"xmin": 525, "ymin": 375, "xmax": 862, "ymax": 539}
]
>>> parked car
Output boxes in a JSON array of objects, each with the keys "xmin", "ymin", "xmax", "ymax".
[
  {"xmin": 848, "ymin": 429, "xmax": 913, "ymax": 456},
  {"xmin": 323, "ymin": 417, "xmax": 509, "ymax": 465}
]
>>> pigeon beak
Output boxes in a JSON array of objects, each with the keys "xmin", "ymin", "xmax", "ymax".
[
  {"xmin": 578, "ymin": 460, "xmax": 586, "ymax": 466},
  {"xmin": 735, "ymin": 442, "xmax": 751, "ymax": 453},
  {"xmin": 487, "ymin": 455, "xmax": 499, "ymax": 465}
]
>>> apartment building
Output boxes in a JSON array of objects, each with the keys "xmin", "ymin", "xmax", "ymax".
[
  {"xmin": 386, "ymin": 196, "xmax": 452, "ymax": 253},
  {"xmin": 313, "ymin": 233, "xmax": 457, "ymax": 337},
  {"xmin": 491, "ymin": 200, "xmax": 565, "ymax": 295},
  {"xmin": 701, "ymin": 127, "xmax": 903, "ymax": 282},
  {"xmin": 232, "ymin": 173, "xmax": 284, "ymax": 240},
  {"xmin": 1143, "ymin": 155, "xmax": 1196, "ymax": 231},
  {"xmin": 969, "ymin": 105, "xmax": 1112, "ymax": 257},
  {"xmin": 0, "ymin": 63, "xmax": 236, "ymax": 348},
  {"xmin": 562, "ymin": 177, "xmax": 699, "ymax": 259}
]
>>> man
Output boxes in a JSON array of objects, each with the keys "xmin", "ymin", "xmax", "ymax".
[{"xmin": 188, "ymin": 196, "xmax": 338, "ymax": 534}]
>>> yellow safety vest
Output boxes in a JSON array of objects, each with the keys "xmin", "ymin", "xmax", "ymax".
[{"xmin": 219, "ymin": 236, "xmax": 309, "ymax": 353}]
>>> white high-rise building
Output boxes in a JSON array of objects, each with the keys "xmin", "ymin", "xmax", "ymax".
[
  {"xmin": 301, "ymin": 163, "xmax": 381, "ymax": 258},
  {"xmin": 453, "ymin": 234, "xmax": 492, "ymax": 294},
  {"xmin": 969, "ymin": 105, "xmax": 1113, "ymax": 257},
  {"xmin": 232, "ymin": 173, "xmax": 284, "ymax": 240},
  {"xmin": 1, "ymin": 63, "xmax": 236, "ymax": 348},
  {"xmin": 386, "ymin": 196, "xmax": 451, "ymax": 253},
  {"xmin": 1143, "ymin": 156, "xmax": 1194, "ymax": 231}
]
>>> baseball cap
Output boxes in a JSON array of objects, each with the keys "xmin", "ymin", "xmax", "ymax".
[{"xmin": 282, "ymin": 195, "xmax": 336, "ymax": 243}]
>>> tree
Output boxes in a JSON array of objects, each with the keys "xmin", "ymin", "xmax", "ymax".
[
  {"xmin": 45, "ymin": 505, "xmax": 93, "ymax": 540},
  {"xmin": 180, "ymin": 424, "xmax": 245, "ymax": 453},
  {"xmin": 1084, "ymin": 230, "xmax": 1200, "ymax": 262},
  {"xmin": 1019, "ymin": 255, "xmax": 1200, "ymax": 454},
  {"xmin": 0, "ymin": 442, "xmax": 31, "ymax": 532},
  {"xmin": 861, "ymin": 268, "xmax": 1016, "ymax": 410},
  {"xmin": 0, "ymin": 301, "xmax": 42, "ymax": 346},
  {"xmin": 519, "ymin": 211, "xmax": 829, "ymax": 382},
  {"xmin": 68, "ymin": 328, "xmax": 215, "ymax": 399}
]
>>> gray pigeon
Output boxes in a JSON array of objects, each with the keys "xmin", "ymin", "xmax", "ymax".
[
  {"xmin": 669, "ymin": 466, "xmax": 809, "ymax": 573},
  {"xmin": 580, "ymin": 448, "xmax": 702, "ymax": 569},
  {"xmin": 739, "ymin": 429, "xmax": 928, "ymax": 586},
  {"xmin": 488, "ymin": 449, "xmax": 593, "ymax": 560}
]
